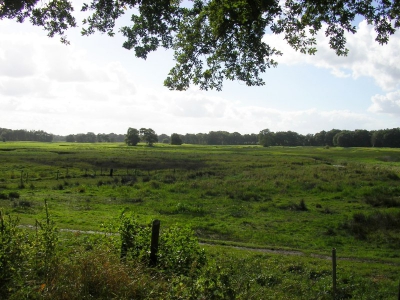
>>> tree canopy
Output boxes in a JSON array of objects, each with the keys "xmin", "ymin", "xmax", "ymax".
[
  {"xmin": 170, "ymin": 133, "xmax": 183, "ymax": 145},
  {"xmin": 2, "ymin": 0, "xmax": 399, "ymax": 90},
  {"xmin": 140, "ymin": 128, "xmax": 158, "ymax": 146},
  {"xmin": 125, "ymin": 127, "xmax": 141, "ymax": 145}
]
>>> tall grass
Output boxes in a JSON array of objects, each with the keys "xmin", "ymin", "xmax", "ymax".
[{"xmin": 1, "ymin": 209, "xmax": 398, "ymax": 299}]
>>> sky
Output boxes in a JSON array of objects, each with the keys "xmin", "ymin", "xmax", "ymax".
[{"xmin": 1, "ymin": 6, "xmax": 400, "ymax": 136}]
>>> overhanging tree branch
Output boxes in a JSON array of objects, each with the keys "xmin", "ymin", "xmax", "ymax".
[{"xmin": 1, "ymin": 0, "xmax": 399, "ymax": 90}]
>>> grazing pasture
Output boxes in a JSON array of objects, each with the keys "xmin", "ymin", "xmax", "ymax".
[{"xmin": 0, "ymin": 142, "xmax": 399, "ymax": 298}]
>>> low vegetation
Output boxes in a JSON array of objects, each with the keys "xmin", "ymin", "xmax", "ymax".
[{"xmin": 0, "ymin": 142, "xmax": 399, "ymax": 298}]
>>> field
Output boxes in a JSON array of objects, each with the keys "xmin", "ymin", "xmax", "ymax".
[{"xmin": 0, "ymin": 142, "xmax": 399, "ymax": 298}]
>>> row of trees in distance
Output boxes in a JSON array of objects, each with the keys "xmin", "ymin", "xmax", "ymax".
[
  {"xmin": 0, "ymin": 128, "xmax": 53, "ymax": 142},
  {"xmin": 64, "ymin": 132, "xmax": 126, "ymax": 143},
  {"xmin": 126, "ymin": 127, "xmax": 400, "ymax": 148},
  {"xmin": 2, "ymin": 127, "xmax": 400, "ymax": 148},
  {"xmin": 258, "ymin": 128, "xmax": 400, "ymax": 148}
]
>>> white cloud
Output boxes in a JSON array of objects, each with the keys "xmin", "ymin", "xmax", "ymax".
[
  {"xmin": 0, "ymin": 46, "xmax": 37, "ymax": 77},
  {"xmin": 241, "ymin": 107, "xmax": 377, "ymax": 134},
  {"xmin": 267, "ymin": 20, "xmax": 400, "ymax": 91},
  {"xmin": 369, "ymin": 90, "xmax": 400, "ymax": 115},
  {"xmin": 1, "ymin": 18, "xmax": 399, "ymax": 136}
]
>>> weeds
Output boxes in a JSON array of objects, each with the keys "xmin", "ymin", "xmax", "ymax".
[
  {"xmin": 0, "ymin": 143, "xmax": 399, "ymax": 298},
  {"xmin": 342, "ymin": 211, "xmax": 400, "ymax": 241},
  {"xmin": 0, "ymin": 208, "xmax": 398, "ymax": 299},
  {"xmin": 8, "ymin": 192, "xmax": 20, "ymax": 199}
]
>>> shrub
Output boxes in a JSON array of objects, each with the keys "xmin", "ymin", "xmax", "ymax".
[
  {"xmin": 298, "ymin": 199, "xmax": 308, "ymax": 211},
  {"xmin": 364, "ymin": 196, "xmax": 400, "ymax": 208},
  {"xmin": 281, "ymin": 199, "xmax": 308, "ymax": 211},
  {"xmin": 158, "ymin": 225, "xmax": 206, "ymax": 275},
  {"xmin": 53, "ymin": 183, "xmax": 64, "ymax": 190},
  {"xmin": 342, "ymin": 211, "xmax": 400, "ymax": 240},
  {"xmin": 150, "ymin": 180, "xmax": 161, "ymax": 189},
  {"xmin": 162, "ymin": 174, "xmax": 176, "ymax": 184},
  {"xmin": 119, "ymin": 213, "xmax": 206, "ymax": 276},
  {"xmin": 8, "ymin": 191, "xmax": 20, "ymax": 199},
  {"xmin": 0, "ymin": 212, "xmax": 26, "ymax": 299},
  {"xmin": 142, "ymin": 176, "xmax": 151, "ymax": 183},
  {"xmin": 13, "ymin": 200, "xmax": 32, "ymax": 208},
  {"xmin": 121, "ymin": 176, "xmax": 137, "ymax": 185},
  {"xmin": 0, "ymin": 202, "xmax": 58, "ymax": 299}
]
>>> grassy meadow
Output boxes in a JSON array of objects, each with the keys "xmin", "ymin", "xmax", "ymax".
[{"xmin": 0, "ymin": 142, "xmax": 399, "ymax": 298}]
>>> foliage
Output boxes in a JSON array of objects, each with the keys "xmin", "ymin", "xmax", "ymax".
[
  {"xmin": 66, "ymin": 132, "xmax": 125, "ymax": 143},
  {"xmin": 119, "ymin": 212, "xmax": 152, "ymax": 260},
  {"xmin": 119, "ymin": 213, "xmax": 206, "ymax": 276},
  {"xmin": 4, "ymin": 126, "xmax": 400, "ymax": 147},
  {"xmin": 140, "ymin": 128, "xmax": 158, "ymax": 146},
  {"xmin": 0, "ymin": 211, "xmax": 25, "ymax": 299},
  {"xmin": 2, "ymin": 1, "xmax": 399, "ymax": 90},
  {"xmin": 259, "ymin": 128, "xmax": 274, "ymax": 147},
  {"xmin": 1, "ymin": 142, "xmax": 400, "ymax": 260},
  {"xmin": 0, "ymin": 202, "xmax": 59, "ymax": 299},
  {"xmin": 0, "ymin": 127, "xmax": 53, "ymax": 142},
  {"xmin": 158, "ymin": 225, "xmax": 206, "ymax": 275},
  {"xmin": 170, "ymin": 133, "xmax": 182, "ymax": 145},
  {"xmin": 342, "ymin": 211, "xmax": 400, "ymax": 243},
  {"xmin": 33, "ymin": 200, "xmax": 59, "ymax": 279},
  {"xmin": 1, "ymin": 210, "xmax": 398, "ymax": 299},
  {"xmin": 125, "ymin": 127, "xmax": 141, "ymax": 146},
  {"xmin": 0, "ymin": 145, "xmax": 400, "ymax": 299}
]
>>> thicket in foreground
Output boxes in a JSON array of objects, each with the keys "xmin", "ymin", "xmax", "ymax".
[{"xmin": 0, "ymin": 206, "xmax": 398, "ymax": 299}]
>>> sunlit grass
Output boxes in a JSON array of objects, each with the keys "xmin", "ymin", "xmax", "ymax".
[{"xmin": 0, "ymin": 142, "xmax": 399, "ymax": 262}]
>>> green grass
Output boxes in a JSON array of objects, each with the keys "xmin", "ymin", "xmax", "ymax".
[
  {"xmin": 0, "ymin": 142, "xmax": 399, "ymax": 262},
  {"xmin": 0, "ymin": 142, "xmax": 399, "ymax": 298},
  {"xmin": 0, "ymin": 142, "xmax": 400, "ymax": 299}
]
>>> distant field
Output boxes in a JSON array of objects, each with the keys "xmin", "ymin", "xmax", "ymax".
[
  {"xmin": 0, "ymin": 141, "xmax": 400, "ymax": 262},
  {"xmin": 1, "ymin": 142, "xmax": 400, "ymax": 298}
]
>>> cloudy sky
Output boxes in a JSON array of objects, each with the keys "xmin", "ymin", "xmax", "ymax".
[{"xmin": 1, "ymin": 7, "xmax": 399, "ymax": 136}]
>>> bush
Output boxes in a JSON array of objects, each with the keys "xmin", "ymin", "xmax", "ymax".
[
  {"xmin": 158, "ymin": 226, "xmax": 206, "ymax": 275},
  {"xmin": 8, "ymin": 191, "xmax": 20, "ymax": 199},
  {"xmin": 12, "ymin": 200, "xmax": 32, "ymax": 208},
  {"xmin": 119, "ymin": 213, "xmax": 206, "ymax": 275},
  {"xmin": 342, "ymin": 211, "xmax": 400, "ymax": 240},
  {"xmin": 121, "ymin": 176, "xmax": 137, "ymax": 185},
  {"xmin": 280, "ymin": 199, "xmax": 308, "ymax": 211},
  {"xmin": 0, "ymin": 202, "xmax": 58, "ymax": 299}
]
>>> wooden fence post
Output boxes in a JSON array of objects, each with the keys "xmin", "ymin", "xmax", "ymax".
[
  {"xmin": 332, "ymin": 248, "xmax": 337, "ymax": 299},
  {"xmin": 109, "ymin": 168, "xmax": 113, "ymax": 177},
  {"xmin": 150, "ymin": 219, "xmax": 160, "ymax": 267}
]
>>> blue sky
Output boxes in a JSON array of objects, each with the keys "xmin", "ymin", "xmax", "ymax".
[{"xmin": 0, "ymin": 8, "xmax": 399, "ymax": 136}]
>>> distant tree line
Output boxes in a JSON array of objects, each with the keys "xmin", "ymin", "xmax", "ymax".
[
  {"xmin": 0, "ymin": 128, "xmax": 53, "ymax": 142},
  {"xmin": 65, "ymin": 132, "xmax": 126, "ymax": 143},
  {"xmin": 2, "ymin": 126, "xmax": 400, "ymax": 148},
  {"xmin": 157, "ymin": 131, "xmax": 259, "ymax": 145},
  {"xmin": 259, "ymin": 128, "xmax": 400, "ymax": 148}
]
